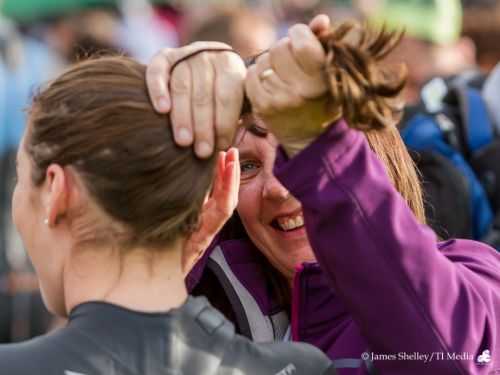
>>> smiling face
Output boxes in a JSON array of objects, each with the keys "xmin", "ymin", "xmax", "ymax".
[{"xmin": 235, "ymin": 115, "xmax": 315, "ymax": 282}]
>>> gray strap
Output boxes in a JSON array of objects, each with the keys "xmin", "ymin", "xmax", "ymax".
[
  {"xmin": 332, "ymin": 356, "xmax": 379, "ymax": 375},
  {"xmin": 331, "ymin": 358, "xmax": 362, "ymax": 369},
  {"xmin": 270, "ymin": 310, "xmax": 290, "ymax": 341},
  {"xmin": 210, "ymin": 247, "xmax": 274, "ymax": 342}
]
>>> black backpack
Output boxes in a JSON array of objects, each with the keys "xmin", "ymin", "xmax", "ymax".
[{"xmin": 401, "ymin": 71, "xmax": 500, "ymax": 249}]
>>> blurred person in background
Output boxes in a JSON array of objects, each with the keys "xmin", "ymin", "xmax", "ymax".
[
  {"xmin": 0, "ymin": 13, "xmax": 63, "ymax": 343},
  {"xmin": 366, "ymin": 0, "xmax": 476, "ymax": 104},
  {"xmin": 365, "ymin": 0, "xmax": 500, "ymax": 251},
  {"xmin": 462, "ymin": 0, "xmax": 500, "ymax": 72},
  {"xmin": 184, "ymin": 7, "xmax": 277, "ymax": 58}
]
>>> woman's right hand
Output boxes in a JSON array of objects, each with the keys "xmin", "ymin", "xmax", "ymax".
[
  {"xmin": 146, "ymin": 42, "xmax": 247, "ymax": 158},
  {"xmin": 181, "ymin": 148, "xmax": 240, "ymax": 276},
  {"xmin": 245, "ymin": 15, "xmax": 333, "ymax": 157}
]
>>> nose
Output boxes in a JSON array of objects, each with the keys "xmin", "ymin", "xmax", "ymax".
[{"xmin": 262, "ymin": 173, "xmax": 290, "ymax": 202}]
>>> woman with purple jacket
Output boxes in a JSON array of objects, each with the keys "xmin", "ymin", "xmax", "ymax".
[{"xmin": 146, "ymin": 15, "xmax": 500, "ymax": 375}]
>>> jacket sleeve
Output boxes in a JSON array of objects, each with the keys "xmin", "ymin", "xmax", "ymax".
[{"xmin": 274, "ymin": 120, "xmax": 500, "ymax": 375}]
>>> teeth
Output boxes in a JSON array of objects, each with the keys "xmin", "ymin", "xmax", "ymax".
[
  {"xmin": 277, "ymin": 214, "xmax": 304, "ymax": 231},
  {"xmin": 296, "ymin": 215, "xmax": 304, "ymax": 227}
]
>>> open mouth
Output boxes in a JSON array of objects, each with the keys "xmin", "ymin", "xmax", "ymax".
[{"xmin": 270, "ymin": 212, "xmax": 305, "ymax": 232}]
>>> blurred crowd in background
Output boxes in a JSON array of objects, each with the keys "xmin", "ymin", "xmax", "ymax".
[{"xmin": 1, "ymin": 0, "xmax": 500, "ymax": 343}]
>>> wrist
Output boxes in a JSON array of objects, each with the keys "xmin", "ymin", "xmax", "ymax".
[
  {"xmin": 282, "ymin": 138, "xmax": 315, "ymax": 158},
  {"xmin": 280, "ymin": 118, "xmax": 341, "ymax": 158}
]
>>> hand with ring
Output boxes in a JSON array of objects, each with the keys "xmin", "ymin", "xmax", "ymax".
[{"xmin": 245, "ymin": 14, "xmax": 335, "ymax": 156}]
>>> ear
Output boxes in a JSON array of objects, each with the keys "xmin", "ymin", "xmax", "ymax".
[{"xmin": 43, "ymin": 164, "xmax": 69, "ymax": 227}]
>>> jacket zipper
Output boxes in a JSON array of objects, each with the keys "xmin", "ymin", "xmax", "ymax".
[{"xmin": 291, "ymin": 263, "xmax": 305, "ymax": 341}]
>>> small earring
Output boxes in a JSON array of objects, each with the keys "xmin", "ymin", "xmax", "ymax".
[{"xmin": 44, "ymin": 218, "xmax": 49, "ymax": 225}]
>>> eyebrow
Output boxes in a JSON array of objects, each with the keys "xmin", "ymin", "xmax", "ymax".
[{"xmin": 237, "ymin": 148, "xmax": 254, "ymax": 159}]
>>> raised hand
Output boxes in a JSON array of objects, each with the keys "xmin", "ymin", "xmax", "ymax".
[
  {"xmin": 146, "ymin": 42, "xmax": 247, "ymax": 158},
  {"xmin": 245, "ymin": 15, "xmax": 335, "ymax": 157},
  {"xmin": 181, "ymin": 148, "xmax": 240, "ymax": 275}
]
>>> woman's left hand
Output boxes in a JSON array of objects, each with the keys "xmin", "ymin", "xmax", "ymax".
[
  {"xmin": 182, "ymin": 148, "xmax": 240, "ymax": 276},
  {"xmin": 245, "ymin": 16, "xmax": 335, "ymax": 157}
]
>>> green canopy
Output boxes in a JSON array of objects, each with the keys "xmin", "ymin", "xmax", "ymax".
[
  {"xmin": 368, "ymin": 0, "xmax": 463, "ymax": 45},
  {"xmin": 1, "ymin": 0, "xmax": 119, "ymax": 23}
]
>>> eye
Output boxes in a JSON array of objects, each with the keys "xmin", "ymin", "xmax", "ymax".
[{"xmin": 240, "ymin": 159, "xmax": 261, "ymax": 180}]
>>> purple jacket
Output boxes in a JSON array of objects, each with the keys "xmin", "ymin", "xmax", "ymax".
[{"xmin": 187, "ymin": 120, "xmax": 500, "ymax": 375}]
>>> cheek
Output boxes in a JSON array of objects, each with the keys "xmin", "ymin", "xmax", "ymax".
[
  {"xmin": 237, "ymin": 182, "xmax": 263, "ymax": 233},
  {"xmin": 11, "ymin": 184, "xmax": 31, "ymax": 240}
]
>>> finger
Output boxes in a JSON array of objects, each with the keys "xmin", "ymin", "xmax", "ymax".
[
  {"xmin": 245, "ymin": 64, "xmax": 275, "ymax": 116},
  {"xmin": 225, "ymin": 148, "xmax": 240, "ymax": 208},
  {"xmin": 170, "ymin": 62, "xmax": 194, "ymax": 146},
  {"xmin": 214, "ymin": 53, "xmax": 246, "ymax": 151},
  {"xmin": 269, "ymin": 37, "xmax": 326, "ymax": 99},
  {"xmin": 309, "ymin": 14, "xmax": 331, "ymax": 35},
  {"xmin": 254, "ymin": 53, "xmax": 302, "ymax": 110},
  {"xmin": 146, "ymin": 42, "xmax": 232, "ymax": 113},
  {"xmin": 147, "ymin": 48, "xmax": 175, "ymax": 112},
  {"xmin": 215, "ymin": 148, "xmax": 239, "ymax": 211},
  {"xmin": 268, "ymin": 37, "xmax": 310, "ymax": 85},
  {"xmin": 211, "ymin": 151, "xmax": 226, "ymax": 198},
  {"xmin": 189, "ymin": 52, "xmax": 215, "ymax": 158},
  {"xmin": 146, "ymin": 49, "xmax": 171, "ymax": 112},
  {"xmin": 289, "ymin": 23, "xmax": 326, "ymax": 75},
  {"xmin": 212, "ymin": 149, "xmax": 239, "ymax": 213}
]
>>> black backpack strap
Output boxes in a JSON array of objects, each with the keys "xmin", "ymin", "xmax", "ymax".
[
  {"xmin": 446, "ymin": 82, "xmax": 495, "ymax": 157},
  {"xmin": 481, "ymin": 213, "xmax": 500, "ymax": 249}
]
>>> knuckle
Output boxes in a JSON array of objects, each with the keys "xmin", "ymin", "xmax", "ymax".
[
  {"xmin": 224, "ymin": 69, "xmax": 246, "ymax": 86},
  {"xmin": 192, "ymin": 86, "xmax": 212, "ymax": 106},
  {"xmin": 196, "ymin": 51, "xmax": 211, "ymax": 65},
  {"xmin": 272, "ymin": 37, "xmax": 290, "ymax": 55},
  {"xmin": 216, "ymin": 91, "xmax": 234, "ymax": 108},
  {"xmin": 292, "ymin": 40, "xmax": 315, "ymax": 59},
  {"xmin": 158, "ymin": 47, "xmax": 173, "ymax": 58},
  {"xmin": 170, "ymin": 68, "xmax": 190, "ymax": 93},
  {"xmin": 171, "ymin": 78, "xmax": 189, "ymax": 94},
  {"xmin": 216, "ymin": 81, "xmax": 243, "ymax": 106},
  {"xmin": 146, "ymin": 64, "xmax": 163, "ymax": 81},
  {"xmin": 217, "ymin": 53, "xmax": 245, "ymax": 75}
]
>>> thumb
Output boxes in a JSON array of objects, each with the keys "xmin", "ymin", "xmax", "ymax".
[{"xmin": 309, "ymin": 14, "xmax": 331, "ymax": 36}]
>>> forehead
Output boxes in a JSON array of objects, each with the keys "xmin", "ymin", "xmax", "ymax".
[{"xmin": 236, "ymin": 115, "xmax": 278, "ymax": 152}]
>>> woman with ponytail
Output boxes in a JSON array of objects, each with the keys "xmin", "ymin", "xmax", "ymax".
[
  {"xmin": 1, "ymin": 55, "xmax": 336, "ymax": 375},
  {"xmin": 148, "ymin": 15, "xmax": 500, "ymax": 375}
]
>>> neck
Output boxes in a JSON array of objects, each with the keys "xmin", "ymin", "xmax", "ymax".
[{"xmin": 63, "ymin": 240, "xmax": 188, "ymax": 315}]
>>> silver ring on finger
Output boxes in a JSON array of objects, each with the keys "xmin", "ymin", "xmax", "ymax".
[{"xmin": 259, "ymin": 68, "xmax": 275, "ymax": 81}]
